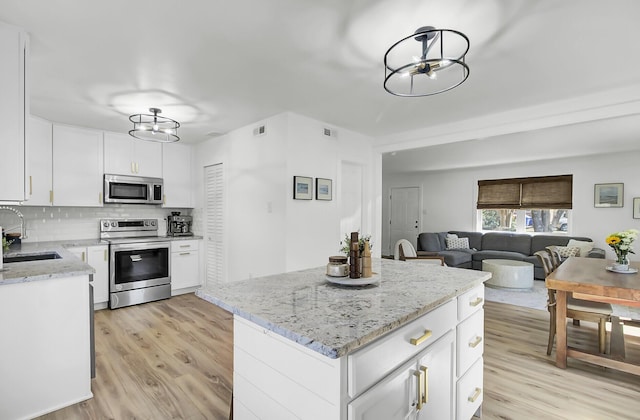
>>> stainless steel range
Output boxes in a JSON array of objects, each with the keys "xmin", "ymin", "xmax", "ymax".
[{"xmin": 100, "ymin": 219, "xmax": 171, "ymax": 309}]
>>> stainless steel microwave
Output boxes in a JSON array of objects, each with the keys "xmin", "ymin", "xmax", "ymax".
[{"xmin": 103, "ymin": 174, "xmax": 163, "ymax": 205}]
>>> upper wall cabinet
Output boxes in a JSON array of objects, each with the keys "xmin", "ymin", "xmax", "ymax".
[
  {"xmin": 25, "ymin": 116, "xmax": 53, "ymax": 205},
  {"xmin": 52, "ymin": 124, "xmax": 104, "ymax": 207},
  {"xmin": 0, "ymin": 21, "xmax": 28, "ymax": 202},
  {"xmin": 162, "ymin": 142, "xmax": 193, "ymax": 208},
  {"xmin": 104, "ymin": 132, "xmax": 163, "ymax": 178}
]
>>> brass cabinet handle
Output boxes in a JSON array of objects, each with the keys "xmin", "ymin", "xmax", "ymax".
[
  {"xmin": 104, "ymin": 249, "xmax": 108, "ymax": 261},
  {"xmin": 81, "ymin": 251, "xmax": 86, "ymax": 262},
  {"xmin": 29, "ymin": 175, "xmax": 32, "ymax": 195},
  {"xmin": 131, "ymin": 161, "xmax": 135, "ymax": 174},
  {"xmin": 468, "ymin": 387, "xmax": 482, "ymax": 403},
  {"xmin": 49, "ymin": 190, "xmax": 54, "ymax": 204},
  {"xmin": 135, "ymin": 162, "xmax": 139, "ymax": 173},
  {"xmin": 469, "ymin": 336, "xmax": 483, "ymax": 348},
  {"xmin": 470, "ymin": 297, "xmax": 483, "ymax": 307},
  {"xmin": 410, "ymin": 330, "xmax": 432, "ymax": 346},
  {"xmin": 99, "ymin": 192, "xmax": 103, "ymax": 204},
  {"xmin": 414, "ymin": 370, "xmax": 424, "ymax": 410},
  {"xmin": 179, "ymin": 252, "xmax": 191, "ymax": 256},
  {"xmin": 420, "ymin": 365, "xmax": 428, "ymax": 404}
]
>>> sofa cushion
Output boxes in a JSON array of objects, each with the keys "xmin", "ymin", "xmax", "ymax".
[
  {"xmin": 448, "ymin": 231, "xmax": 483, "ymax": 250},
  {"xmin": 567, "ymin": 239, "xmax": 594, "ymax": 256},
  {"xmin": 473, "ymin": 249, "xmax": 527, "ymax": 262},
  {"xmin": 481, "ymin": 232, "xmax": 531, "ymax": 255},
  {"xmin": 446, "ymin": 236, "xmax": 470, "ymax": 250},
  {"xmin": 438, "ymin": 249, "xmax": 474, "ymax": 267},
  {"xmin": 417, "ymin": 232, "xmax": 445, "ymax": 252},
  {"xmin": 556, "ymin": 246, "xmax": 581, "ymax": 258},
  {"xmin": 530, "ymin": 235, "xmax": 592, "ymax": 254}
]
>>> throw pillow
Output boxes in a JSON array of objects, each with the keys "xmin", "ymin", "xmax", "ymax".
[
  {"xmin": 567, "ymin": 239, "xmax": 594, "ymax": 257},
  {"xmin": 555, "ymin": 246, "xmax": 580, "ymax": 258},
  {"xmin": 446, "ymin": 237, "xmax": 470, "ymax": 250}
]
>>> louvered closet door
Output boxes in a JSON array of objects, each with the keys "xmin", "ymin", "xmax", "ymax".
[{"xmin": 205, "ymin": 163, "xmax": 224, "ymax": 289}]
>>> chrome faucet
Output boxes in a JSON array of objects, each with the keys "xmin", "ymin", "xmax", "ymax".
[{"xmin": 0, "ymin": 206, "xmax": 27, "ymax": 239}]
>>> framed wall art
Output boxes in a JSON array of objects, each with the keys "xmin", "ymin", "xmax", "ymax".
[
  {"xmin": 634, "ymin": 197, "xmax": 640, "ymax": 219},
  {"xmin": 594, "ymin": 183, "xmax": 624, "ymax": 208},
  {"xmin": 315, "ymin": 178, "xmax": 332, "ymax": 201},
  {"xmin": 293, "ymin": 176, "xmax": 312, "ymax": 200}
]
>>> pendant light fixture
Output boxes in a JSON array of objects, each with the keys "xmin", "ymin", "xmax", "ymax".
[
  {"xmin": 384, "ymin": 26, "xmax": 470, "ymax": 97},
  {"xmin": 129, "ymin": 108, "xmax": 180, "ymax": 142}
]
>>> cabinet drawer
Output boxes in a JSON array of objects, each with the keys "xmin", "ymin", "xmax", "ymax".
[
  {"xmin": 348, "ymin": 299, "xmax": 456, "ymax": 398},
  {"xmin": 457, "ymin": 309, "xmax": 484, "ymax": 377},
  {"xmin": 457, "ymin": 284, "xmax": 484, "ymax": 321},
  {"xmin": 171, "ymin": 239, "xmax": 199, "ymax": 252},
  {"xmin": 457, "ymin": 357, "xmax": 483, "ymax": 420}
]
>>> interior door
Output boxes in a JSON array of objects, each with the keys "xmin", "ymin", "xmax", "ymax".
[{"xmin": 389, "ymin": 187, "xmax": 420, "ymax": 255}]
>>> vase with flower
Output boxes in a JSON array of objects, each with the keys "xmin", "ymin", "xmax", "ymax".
[{"xmin": 605, "ymin": 229, "xmax": 639, "ymax": 271}]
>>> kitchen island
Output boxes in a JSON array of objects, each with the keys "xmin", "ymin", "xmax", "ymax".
[
  {"xmin": 0, "ymin": 243, "xmax": 95, "ymax": 420},
  {"xmin": 197, "ymin": 258, "xmax": 490, "ymax": 420}
]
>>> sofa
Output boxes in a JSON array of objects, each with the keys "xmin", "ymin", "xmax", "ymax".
[{"xmin": 416, "ymin": 231, "xmax": 605, "ymax": 280}]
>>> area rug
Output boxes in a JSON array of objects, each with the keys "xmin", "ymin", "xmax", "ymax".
[{"xmin": 484, "ymin": 281, "xmax": 548, "ymax": 311}]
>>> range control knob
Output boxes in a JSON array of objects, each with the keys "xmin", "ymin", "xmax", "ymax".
[
  {"xmin": 111, "ymin": 222, "xmax": 117, "ymax": 227},
  {"xmin": 144, "ymin": 220, "xmax": 150, "ymax": 226},
  {"xmin": 150, "ymin": 220, "xmax": 156, "ymax": 226},
  {"xmin": 103, "ymin": 222, "xmax": 109, "ymax": 228}
]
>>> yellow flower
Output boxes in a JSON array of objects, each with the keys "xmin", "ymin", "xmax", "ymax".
[{"xmin": 606, "ymin": 236, "xmax": 621, "ymax": 245}]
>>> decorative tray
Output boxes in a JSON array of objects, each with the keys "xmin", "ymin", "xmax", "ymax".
[
  {"xmin": 325, "ymin": 274, "xmax": 379, "ymax": 286},
  {"xmin": 606, "ymin": 266, "xmax": 639, "ymax": 274}
]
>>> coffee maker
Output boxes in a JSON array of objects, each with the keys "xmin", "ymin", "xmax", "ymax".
[{"xmin": 167, "ymin": 212, "xmax": 193, "ymax": 236}]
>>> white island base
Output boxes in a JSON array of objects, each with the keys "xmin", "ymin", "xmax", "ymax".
[{"xmin": 232, "ymin": 285, "xmax": 485, "ymax": 420}]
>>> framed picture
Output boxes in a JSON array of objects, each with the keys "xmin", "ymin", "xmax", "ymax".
[
  {"xmin": 315, "ymin": 178, "xmax": 332, "ymax": 201},
  {"xmin": 634, "ymin": 197, "xmax": 640, "ymax": 219},
  {"xmin": 594, "ymin": 183, "xmax": 624, "ymax": 208},
  {"xmin": 293, "ymin": 176, "xmax": 312, "ymax": 200}
]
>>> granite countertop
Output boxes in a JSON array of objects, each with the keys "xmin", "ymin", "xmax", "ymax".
[
  {"xmin": 196, "ymin": 258, "xmax": 490, "ymax": 359},
  {"xmin": 0, "ymin": 241, "xmax": 95, "ymax": 285},
  {"xmin": 0, "ymin": 236, "xmax": 203, "ymax": 286}
]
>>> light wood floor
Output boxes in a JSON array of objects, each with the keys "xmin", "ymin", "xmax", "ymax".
[{"xmin": 38, "ymin": 295, "xmax": 640, "ymax": 419}]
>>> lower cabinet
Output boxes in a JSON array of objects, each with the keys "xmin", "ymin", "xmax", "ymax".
[
  {"xmin": 348, "ymin": 330, "xmax": 455, "ymax": 420},
  {"xmin": 171, "ymin": 239, "xmax": 201, "ymax": 294},
  {"xmin": 233, "ymin": 286, "xmax": 484, "ymax": 420},
  {"xmin": 66, "ymin": 244, "xmax": 109, "ymax": 309}
]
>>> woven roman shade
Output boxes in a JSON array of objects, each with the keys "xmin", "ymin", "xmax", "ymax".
[{"xmin": 477, "ymin": 175, "xmax": 572, "ymax": 209}]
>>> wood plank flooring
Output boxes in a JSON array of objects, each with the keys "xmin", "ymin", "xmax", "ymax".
[{"xmin": 37, "ymin": 295, "xmax": 640, "ymax": 419}]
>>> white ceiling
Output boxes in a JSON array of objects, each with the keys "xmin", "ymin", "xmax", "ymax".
[{"xmin": 1, "ymin": 0, "xmax": 640, "ymax": 171}]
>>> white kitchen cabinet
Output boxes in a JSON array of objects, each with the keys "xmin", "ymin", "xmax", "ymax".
[
  {"xmin": 233, "ymin": 292, "xmax": 477, "ymax": 420},
  {"xmin": 456, "ymin": 285, "xmax": 485, "ymax": 419},
  {"xmin": 25, "ymin": 115, "xmax": 53, "ymax": 205},
  {"xmin": 52, "ymin": 124, "xmax": 104, "ymax": 206},
  {"xmin": 0, "ymin": 21, "xmax": 28, "ymax": 202},
  {"xmin": 67, "ymin": 244, "xmax": 109, "ymax": 309},
  {"xmin": 104, "ymin": 131, "xmax": 162, "ymax": 178},
  {"xmin": 171, "ymin": 239, "xmax": 201, "ymax": 294},
  {"xmin": 348, "ymin": 330, "xmax": 455, "ymax": 420},
  {"xmin": 162, "ymin": 142, "xmax": 193, "ymax": 208}
]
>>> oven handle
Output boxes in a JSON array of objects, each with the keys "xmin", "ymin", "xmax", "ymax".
[{"xmin": 130, "ymin": 255, "xmax": 142, "ymax": 262}]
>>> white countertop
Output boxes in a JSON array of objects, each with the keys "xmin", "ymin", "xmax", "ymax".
[{"xmin": 196, "ymin": 258, "xmax": 490, "ymax": 358}]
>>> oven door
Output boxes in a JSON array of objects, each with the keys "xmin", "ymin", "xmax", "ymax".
[{"xmin": 110, "ymin": 242, "xmax": 170, "ymax": 292}]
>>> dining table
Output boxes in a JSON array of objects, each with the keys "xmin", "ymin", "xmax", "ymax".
[{"xmin": 545, "ymin": 256, "xmax": 640, "ymax": 375}]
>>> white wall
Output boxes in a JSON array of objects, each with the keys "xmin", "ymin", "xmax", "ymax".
[
  {"xmin": 382, "ymin": 151, "xmax": 640, "ymax": 261},
  {"xmin": 195, "ymin": 112, "xmax": 381, "ymax": 284}
]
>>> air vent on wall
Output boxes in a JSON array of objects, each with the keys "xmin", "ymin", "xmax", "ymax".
[
  {"xmin": 323, "ymin": 127, "xmax": 337, "ymax": 138},
  {"xmin": 253, "ymin": 125, "xmax": 266, "ymax": 136}
]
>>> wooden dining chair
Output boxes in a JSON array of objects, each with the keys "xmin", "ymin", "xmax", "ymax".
[
  {"xmin": 545, "ymin": 246, "xmax": 562, "ymax": 269},
  {"xmin": 395, "ymin": 239, "xmax": 446, "ymax": 265},
  {"xmin": 534, "ymin": 250, "xmax": 613, "ymax": 355}
]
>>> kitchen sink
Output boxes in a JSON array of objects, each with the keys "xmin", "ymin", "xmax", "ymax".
[{"xmin": 3, "ymin": 252, "xmax": 62, "ymax": 263}]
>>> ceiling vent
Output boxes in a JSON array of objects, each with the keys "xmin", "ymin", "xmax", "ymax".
[
  {"xmin": 253, "ymin": 125, "xmax": 266, "ymax": 136},
  {"xmin": 323, "ymin": 128, "xmax": 337, "ymax": 138}
]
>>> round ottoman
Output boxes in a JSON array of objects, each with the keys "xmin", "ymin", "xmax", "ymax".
[{"xmin": 482, "ymin": 259, "xmax": 534, "ymax": 290}]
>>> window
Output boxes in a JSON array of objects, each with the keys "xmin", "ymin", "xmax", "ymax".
[{"xmin": 477, "ymin": 175, "xmax": 572, "ymax": 235}]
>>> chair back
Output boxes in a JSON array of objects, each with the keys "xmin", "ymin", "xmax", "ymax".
[
  {"xmin": 534, "ymin": 250, "xmax": 554, "ymax": 278},
  {"xmin": 394, "ymin": 239, "xmax": 417, "ymax": 260},
  {"xmin": 545, "ymin": 246, "xmax": 562, "ymax": 269}
]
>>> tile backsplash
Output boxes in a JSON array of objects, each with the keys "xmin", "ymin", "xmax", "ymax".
[{"xmin": 0, "ymin": 206, "xmax": 194, "ymax": 243}]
